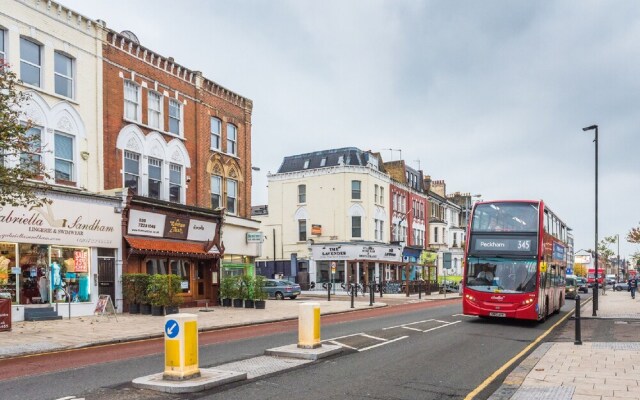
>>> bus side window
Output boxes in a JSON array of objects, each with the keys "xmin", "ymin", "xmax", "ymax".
[{"xmin": 544, "ymin": 210, "xmax": 549, "ymax": 233}]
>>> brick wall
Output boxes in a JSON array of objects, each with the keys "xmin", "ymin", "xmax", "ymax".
[{"xmin": 102, "ymin": 32, "xmax": 253, "ymax": 217}]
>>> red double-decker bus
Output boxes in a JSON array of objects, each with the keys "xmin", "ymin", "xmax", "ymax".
[{"xmin": 462, "ymin": 200, "xmax": 570, "ymax": 321}]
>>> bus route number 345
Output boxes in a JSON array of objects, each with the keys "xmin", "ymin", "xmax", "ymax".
[{"xmin": 518, "ymin": 240, "xmax": 531, "ymax": 250}]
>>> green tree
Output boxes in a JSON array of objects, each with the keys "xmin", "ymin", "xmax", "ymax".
[
  {"xmin": 628, "ymin": 222, "xmax": 640, "ymax": 244},
  {"xmin": 0, "ymin": 62, "xmax": 49, "ymax": 207},
  {"xmin": 598, "ymin": 236, "xmax": 616, "ymax": 267}
]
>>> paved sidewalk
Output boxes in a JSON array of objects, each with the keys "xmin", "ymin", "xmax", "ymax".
[
  {"xmin": 0, "ymin": 291, "xmax": 459, "ymax": 359},
  {"xmin": 489, "ymin": 290, "xmax": 640, "ymax": 400}
]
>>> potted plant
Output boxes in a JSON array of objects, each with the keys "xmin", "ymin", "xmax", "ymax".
[
  {"xmin": 241, "ymin": 274, "xmax": 254, "ymax": 308},
  {"xmin": 147, "ymin": 274, "xmax": 167, "ymax": 316},
  {"xmin": 220, "ymin": 276, "xmax": 234, "ymax": 307},
  {"xmin": 232, "ymin": 276, "xmax": 243, "ymax": 308},
  {"xmin": 122, "ymin": 273, "xmax": 140, "ymax": 314},
  {"xmin": 165, "ymin": 274, "xmax": 183, "ymax": 315},
  {"xmin": 137, "ymin": 274, "xmax": 152, "ymax": 315},
  {"xmin": 254, "ymin": 275, "xmax": 267, "ymax": 309}
]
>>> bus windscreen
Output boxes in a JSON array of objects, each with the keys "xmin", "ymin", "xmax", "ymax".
[
  {"xmin": 466, "ymin": 256, "xmax": 537, "ymax": 293},
  {"xmin": 472, "ymin": 203, "xmax": 538, "ymax": 232}
]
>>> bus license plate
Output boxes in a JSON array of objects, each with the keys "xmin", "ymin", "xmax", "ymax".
[{"xmin": 489, "ymin": 312, "xmax": 506, "ymax": 317}]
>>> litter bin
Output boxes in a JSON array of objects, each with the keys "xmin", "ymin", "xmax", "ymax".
[{"xmin": 0, "ymin": 298, "xmax": 11, "ymax": 332}]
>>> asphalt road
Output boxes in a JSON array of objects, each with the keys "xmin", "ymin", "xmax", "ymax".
[{"xmin": 0, "ymin": 298, "xmax": 578, "ymax": 400}]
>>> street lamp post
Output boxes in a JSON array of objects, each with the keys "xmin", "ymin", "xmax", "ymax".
[
  {"xmin": 617, "ymin": 234, "xmax": 620, "ymax": 282},
  {"xmin": 583, "ymin": 124, "xmax": 598, "ymax": 316}
]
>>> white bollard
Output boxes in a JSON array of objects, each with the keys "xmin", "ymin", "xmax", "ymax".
[{"xmin": 298, "ymin": 302, "xmax": 321, "ymax": 349}]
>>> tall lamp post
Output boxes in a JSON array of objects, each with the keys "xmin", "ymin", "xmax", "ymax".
[
  {"xmin": 616, "ymin": 234, "xmax": 620, "ymax": 282},
  {"xmin": 583, "ymin": 124, "xmax": 598, "ymax": 315}
]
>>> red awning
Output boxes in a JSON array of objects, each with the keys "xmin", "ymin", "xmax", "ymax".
[{"xmin": 125, "ymin": 236, "xmax": 219, "ymax": 259}]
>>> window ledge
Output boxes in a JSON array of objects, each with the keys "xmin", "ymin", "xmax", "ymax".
[
  {"xmin": 123, "ymin": 118, "xmax": 186, "ymax": 141},
  {"xmin": 19, "ymin": 82, "xmax": 79, "ymax": 105}
]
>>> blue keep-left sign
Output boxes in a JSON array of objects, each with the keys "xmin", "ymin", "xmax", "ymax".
[{"xmin": 165, "ymin": 319, "xmax": 179, "ymax": 339}]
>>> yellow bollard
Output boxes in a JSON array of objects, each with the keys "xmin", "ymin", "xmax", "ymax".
[
  {"xmin": 298, "ymin": 302, "xmax": 321, "ymax": 349},
  {"xmin": 163, "ymin": 313, "xmax": 200, "ymax": 381}
]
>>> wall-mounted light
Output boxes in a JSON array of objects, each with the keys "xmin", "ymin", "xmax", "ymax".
[{"xmin": 114, "ymin": 206, "xmax": 123, "ymax": 213}]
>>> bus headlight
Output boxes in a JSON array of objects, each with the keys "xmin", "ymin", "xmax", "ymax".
[
  {"xmin": 521, "ymin": 298, "xmax": 534, "ymax": 306},
  {"xmin": 465, "ymin": 294, "xmax": 476, "ymax": 302}
]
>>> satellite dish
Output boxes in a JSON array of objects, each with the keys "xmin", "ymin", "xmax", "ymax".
[{"xmin": 120, "ymin": 30, "xmax": 139, "ymax": 44}]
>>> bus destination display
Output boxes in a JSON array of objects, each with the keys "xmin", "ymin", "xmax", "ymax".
[{"xmin": 471, "ymin": 236, "xmax": 537, "ymax": 254}]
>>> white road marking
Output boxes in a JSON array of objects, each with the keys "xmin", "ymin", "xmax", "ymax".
[
  {"xmin": 327, "ymin": 340, "xmax": 357, "ymax": 350},
  {"xmin": 401, "ymin": 326, "xmax": 424, "ymax": 332},
  {"xmin": 422, "ymin": 320, "xmax": 461, "ymax": 332},
  {"xmin": 383, "ymin": 319, "xmax": 432, "ymax": 330},
  {"xmin": 358, "ymin": 336, "xmax": 408, "ymax": 352},
  {"xmin": 359, "ymin": 333, "xmax": 388, "ymax": 341}
]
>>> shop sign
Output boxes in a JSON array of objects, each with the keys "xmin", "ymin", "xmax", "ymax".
[
  {"xmin": 575, "ymin": 254, "xmax": 591, "ymax": 264},
  {"xmin": 187, "ymin": 220, "xmax": 217, "ymax": 242},
  {"xmin": 0, "ymin": 197, "xmax": 120, "ymax": 248},
  {"xmin": 74, "ymin": 250, "xmax": 88, "ymax": 273},
  {"xmin": 246, "ymin": 232, "xmax": 264, "ymax": 243},
  {"xmin": 311, "ymin": 224, "xmax": 322, "ymax": 235},
  {"xmin": 128, "ymin": 210, "xmax": 165, "ymax": 237},
  {"xmin": 164, "ymin": 216, "xmax": 189, "ymax": 239},
  {"xmin": 312, "ymin": 244, "xmax": 402, "ymax": 262},
  {"xmin": 0, "ymin": 299, "xmax": 11, "ymax": 331}
]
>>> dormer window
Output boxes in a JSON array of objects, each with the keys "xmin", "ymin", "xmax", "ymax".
[
  {"xmin": 320, "ymin": 157, "xmax": 326, "ymax": 167},
  {"xmin": 303, "ymin": 159, "xmax": 310, "ymax": 169}
]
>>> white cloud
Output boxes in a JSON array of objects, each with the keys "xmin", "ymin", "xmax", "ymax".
[{"xmin": 59, "ymin": 0, "xmax": 640, "ymax": 260}]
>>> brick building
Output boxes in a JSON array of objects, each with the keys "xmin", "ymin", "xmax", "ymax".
[{"xmin": 101, "ymin": 28, "xmax": 259, "ymax": 306}]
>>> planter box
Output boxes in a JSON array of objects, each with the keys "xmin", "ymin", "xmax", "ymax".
[
  {"xmin": 222, "ymin": 298, "xmax": 232, "ymax": 307},
  {"xmin": 232, "ymin": 299, "xmax": 243, "ymax": 308},
  {"xmin": 129, "ymin": 303, "xmax": 140, "ymax": 314},
  {"xmin": 140, "ymin": 303, "xmax": 152, "ymax": 315},
  {"xmin": 151, "ymin": 305, "xmax": 164, "ymax": 316},
  {"xmin": 255, "ymin": 300, "xmax": 266, "ymax": 309},
  {"xmin": 244, "ymin": 300, "xmax": 254, "ymax": 308},
  {"xmin": 165, "ymin": 306, "xmax": 179, "ymax": 315}
]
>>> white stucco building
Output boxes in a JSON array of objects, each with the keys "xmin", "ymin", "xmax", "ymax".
[{"xmin": 0, "ymin": 0, "xmax": 123, "ymax": 320}]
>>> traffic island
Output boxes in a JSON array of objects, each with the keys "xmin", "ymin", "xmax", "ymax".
[
  {"xmin": 265, "ymin": 343, "xmax": 342, "ymax": 360},
  {"xmin": 132, "ymin": 369, "xmax": 246, "ymax": 394},
  {"xmin": 265, "ymin": 302, "xmax": 342, "ymax": 360}
]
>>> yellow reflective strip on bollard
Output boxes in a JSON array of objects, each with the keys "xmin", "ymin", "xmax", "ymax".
[
  {"xmin": 184, "ymin": 321, "xmax": 198, "ymax": 367},
  {"xmin": 313, "ymin": 306, "xmax": 321, "ymax": 341},
  {"xmin": 165, "ymin": 339, "xmax": 180, "ymax": 368}
]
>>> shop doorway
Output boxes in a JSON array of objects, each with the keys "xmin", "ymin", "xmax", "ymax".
[
  {"xmin": 97, "ymin": 249, "xmax": 116, "ymax": 309},
  {"xmin": 196, "ymin": 261, "xmax": 209, "ymax": 300}
]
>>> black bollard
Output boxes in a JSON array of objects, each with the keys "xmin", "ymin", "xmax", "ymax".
[
  {"xmin": 574, "ymin": 295, "xmax": 582, "ymax": 345},
  {"xmin": 351, "ymin": 284, "xmax": 355, "ymax": 309},
  {"xmin": 369, "ymin": 280, "xmax": 374, "ymax": 306},
  {"xmin": 327, "ymin": 282, "xmax": 331, "ymax": 302},
  {"xmin": 379, "ymin": 276, "xmax": 383, "ymax": 298},
  {"xmin": 419, "ymin": 281, "xmax": 422, "ymax": 299}
]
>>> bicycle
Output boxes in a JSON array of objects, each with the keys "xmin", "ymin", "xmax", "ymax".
[{"xmin": 346, "ymin": 283, "xmax": 365, "ymax": 296}]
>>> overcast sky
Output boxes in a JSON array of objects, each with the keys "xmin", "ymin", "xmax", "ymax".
[{"xmin": 59, "ymin": 0, "xmax": 640, "ymax": 262}]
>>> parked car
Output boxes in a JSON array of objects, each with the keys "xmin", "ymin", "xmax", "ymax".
[
  {"xmin": 614, "ymin": 282, "xmax": 629, "ymax": 291},
  {"xmin": 565, "ymin": 277, "xmax": 577, "ymax": 299},
  {"xmin": 264, "ymin": 279, "xmax": 301, "ymax": 300},
  {"xmin": 576, "ymin": 277, "xmax": 589, "ymax": 293}
]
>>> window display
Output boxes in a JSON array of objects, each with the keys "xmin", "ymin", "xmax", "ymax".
[
  {"xmin": 18, "ymin": 244, "xmax": 48, "ymax": 304},
  {"xmin": 0, "ymin": 243, "xmax": 16, "ymax": 302},
  {"xmin": 51, "ymin": 246, "xmax": 90, "ymax": 302}
]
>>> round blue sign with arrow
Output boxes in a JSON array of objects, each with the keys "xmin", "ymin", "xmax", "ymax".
[{"xmin": 165, "ymin": 319, "xmax": 179, "ymax": 339}]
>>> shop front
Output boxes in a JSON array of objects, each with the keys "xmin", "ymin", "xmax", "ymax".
[
  {"xmin": 218, "ymin": 215, "xmax": 261, "ymax": 280},
  {"xmin": 310, "ymin": 242, "xmax": 403, "ymax": 288},
  {"xmin": 0, "ymin": 189, "xmax": 122, "ymax": 321},
  {"xmin": 123, "ymin": 196, "xmax": 223, "ymax": 307}
]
